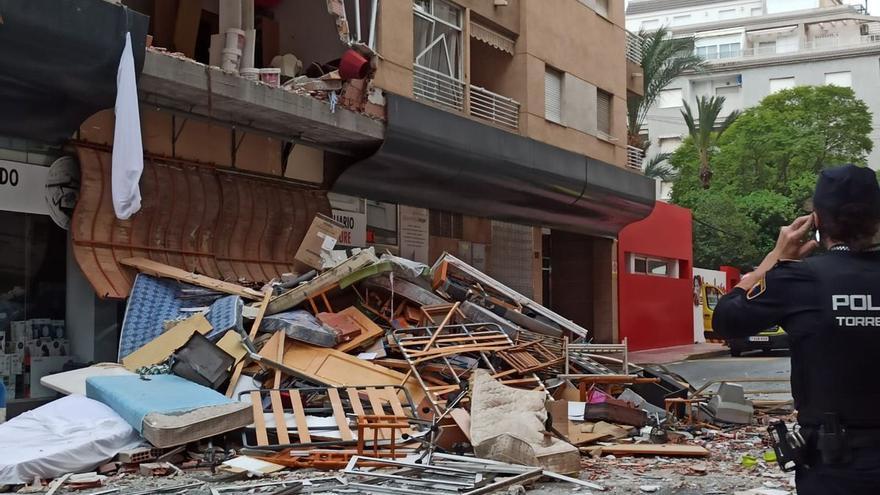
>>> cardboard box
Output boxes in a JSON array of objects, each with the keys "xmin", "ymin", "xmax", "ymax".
[
  {"xmin": 10, "ymin": 353, "xmax": 22, "ymax": 374},
  {"xmin": 10, "ymin": 321, "xmax": 27, "ymax": 343},
  {"xmin": 51, "ymin": 320, "xmax": 66, "ymax": 339},
  {"xmin": 29, "ymin": 356, "xmax": 70, "ymax": 398},
  {"xmin": 294, "ymin": 214, "xmax": 343, "ymax": 270},
  {"xmin": 32, "ymin": 319, "xmax": 53, "ymax": 339},
  {"xmin": 47, "ymin": 339, "xmax": 69, "ymax": 357}
]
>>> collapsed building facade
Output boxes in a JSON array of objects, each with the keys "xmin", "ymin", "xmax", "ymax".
[{"xmin": 0, "ymin": 0, "xmax": 694, "ymax": 416}]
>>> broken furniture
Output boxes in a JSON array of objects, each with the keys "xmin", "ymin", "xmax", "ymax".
[
  {"xmin": 469, "ymin": 370, "xmax": 580, "ymax": 475},
  {"xmin": 664, "ymin": 397, "xmax": 707, "ymax": 426},
  {"xmin": 561, "ymin": 337, "xmax": 630, "ymax": 378},
  {"xmin": 392, "ymin": 322, "xmax": 542, "ymax": 416},
  {"xmin": 86, "ymin": 374, "xmax": 252, "ymax": 448},
  {"xmin": 582, "ymin": 396, "xmax": 649, "ymax": 428},
  {"xmin": 241, "ymin": 385, "xmax": 423, "ymax": 449},
  {"xmin": 707, "ymin": 382, "xmax": 754, "ymax": 425},
  {"xmin": 169, "ymin": 331, "xmax": 235, "ymax": 389},
  {"xmin": 496, "ymin": 339, "xmax": 564, "ymax": 374}
]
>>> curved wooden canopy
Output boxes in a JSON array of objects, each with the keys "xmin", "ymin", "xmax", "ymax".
[{"xmin": 72, "ymin": 146, "xmax": 330, "ymax": 299}]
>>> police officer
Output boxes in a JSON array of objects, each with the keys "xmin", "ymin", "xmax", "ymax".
[{"xmin": 713, "ymin": 164, "xmax": 880, "ymax": 495}]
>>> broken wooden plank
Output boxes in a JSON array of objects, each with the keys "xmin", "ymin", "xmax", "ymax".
[
  {"xmin": 599, "ymin": 443, "xmax": 710, "ymax": 457},
  {"xmin": 330, "ymin": 307, "xmax": 385, "ymax": 353},
  {"xmin": 122, "ymin": 314, "xmax": 212, "ymax": 371},
  {"xmin": 226, "ymin": 289, "xmax": 273, "ymax": 397},
  {"xmin": 121, "ymin": 257, "xmax": 264, "ymax": 300},
  {"xmin": 267, "ymin": 249, "xmax": 378, "ymax": 314}
]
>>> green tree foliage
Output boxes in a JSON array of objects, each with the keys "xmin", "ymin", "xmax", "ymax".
[
  {"xmin": 670, "ymin": 85, "xmax": 873, "ymax": 268},
  {"xmin": 627, "ymin": 27, "xmax": 705, "ymax": 149},
  {"xmin": 681, "ymin": 96, "xmax": 741, "ymax": 188}
]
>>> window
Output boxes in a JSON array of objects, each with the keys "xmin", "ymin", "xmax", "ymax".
[
  {"xmin": 719, "ymin": 8, "xmax": 737, "ymax": 19},
  {"xmin": 629, "ymin": 254, "xmax": 680, "ymax": 277},
  {"xmin": 751, "ymin": 7, "xmax": 763, "ymax": 16},
  {"xmin": 366, "ymin": 200, "xmax": 398, "ymax": 245},
  {"xmin": 769, "ymin": 76, "xmax": 795, "ymax": 93},
  {"xmin": 658, "ymin": 88, "xmax": 683, "ymax": 108},
  {"xmin": 825, "ymin": 71, "xmax": 852, "ymax": 88},
  {"xmin": 672, "ymin": 15, "xmax": 691, "ymax": 26},
  {"xmin": 597, "ymin": 89, "xmax": 612, "ymax": 136},
  {"xmin": 705, "ymin": 286, "xmax": 723, "ymax": 310},
  {"xmin": 413, "ymin": 0, "xmax": 464, "ymax": 109},
  {"xmin": 715, "ymin": 85, "xmax": 741, "ymax": 112},
  {"xmin": 697, "ymin": 42, "xmax": 741, "ymax": 60},
  {"xmin": 658, "ymin": 136, "xmax": 682, "ymax": 154},
  {"xmin": 544, "ymin": 67, "xmax": 563, "ymax": 123},
  {"xmin": 429, "ymin": 210, "xmax": 463, "ymax": 238},
  {"xmin": 757, "ymin": 40, "xmax": 777, "ymax": 54}
]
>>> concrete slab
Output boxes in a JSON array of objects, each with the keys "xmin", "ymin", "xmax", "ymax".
[{"xmin": 138, "ymin": 51, "xmax": 384, "ymax": 152}]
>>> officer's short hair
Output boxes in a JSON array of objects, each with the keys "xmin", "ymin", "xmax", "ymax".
[{"xmin": 814, "ymin": 165, "xmax": 880, "ymax": 249}]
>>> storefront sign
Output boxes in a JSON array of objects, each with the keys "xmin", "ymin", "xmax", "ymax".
[
  {"xmin": 399, "ymin": 206, "xmax": 429, "ymax": 264},
  {"xmin": 0, "ymin": 160, "xmax": 50, "ymax": 216},
  {"xmin": 332, "ymin": 209, "xmax": 367, "ymax": 247}
]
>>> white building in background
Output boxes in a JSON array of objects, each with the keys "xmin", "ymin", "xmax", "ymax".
[{"xmin": 626, "ymin": 0, "xmax": 880, "ymax": 199}]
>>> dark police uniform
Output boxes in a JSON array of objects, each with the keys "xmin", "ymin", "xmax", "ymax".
[{"xmin": 713, "ymin": 248, "xmax": 880, "ymax": 494}]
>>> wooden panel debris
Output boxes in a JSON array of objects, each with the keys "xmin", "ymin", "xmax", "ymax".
[
  {"xmin": 598, "ymin": 443, "xmax": 710, "ymax": 457},
  {"xmin": 71, "ymin": 146, "xmax": 330, "ymax": 299}
]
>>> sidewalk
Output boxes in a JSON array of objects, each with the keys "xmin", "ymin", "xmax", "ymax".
[{"xmin": 629, "ymin": 342, "xmax": 729, "ymax": 365}]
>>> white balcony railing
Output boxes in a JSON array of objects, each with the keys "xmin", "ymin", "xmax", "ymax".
[
  {"xmin": 626, "ymin": 31, "xmax": 644, "ymax": 65},
  {"xmin": 469, "ymin": 85, "xmax": 520, "ymax": 130},
  {"xmin": 706, "ymin": 34, "xmax": 880, "ymax": 63},
  {"xmin": 413, "ymin": 64, "xmax": 465, "ymax": 112},
  {"xmin": 626, "ymin": 145, "xmax": 645, "ymax": 172}
]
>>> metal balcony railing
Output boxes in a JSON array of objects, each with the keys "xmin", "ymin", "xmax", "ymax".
[
  {"xmin": 469, "ymin": 85, "xmax": 520, "ymax": 130},
  {"xmin": 626, "ymin": 31, "xmax": 644, "ymax": 65},
  {"xmin": 413, "ymin": 64, "xmax": 465, "ymax": 112},
  {"xmin": 626, "ymin": 145, "xmax": 645, "ymax": 172},
  {"xmin": 705, "ymin": 34, "xmax": 880, "ymax": 63}
]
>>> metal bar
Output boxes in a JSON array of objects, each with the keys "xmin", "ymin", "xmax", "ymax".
[{"xmin": 369, "ymin": 0, "xmax": 378, "ymax": 48}]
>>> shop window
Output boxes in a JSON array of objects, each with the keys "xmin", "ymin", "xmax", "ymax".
[
  {"xmin": 429, "ymin": 210, "xmax": 464, "ymax": 239},
  {"xmin": 366, "ymin": 200, "xmax": 399, "ymax": 246},
  {"xmin": 629, "ymin": 254, "xmax": 680, "ymax": 278}
]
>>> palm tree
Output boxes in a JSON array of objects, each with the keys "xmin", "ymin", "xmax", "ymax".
[
  {"xmin": 627, "ymin": 27, "xmax": 705, "ymax": 150},
  {"xmin": 643, "ymin": 152, "xmax": 676, "ymax": 181},
  {"xmin": 681, "ymin": 96, "xmax": 741, "ymax": 189}
]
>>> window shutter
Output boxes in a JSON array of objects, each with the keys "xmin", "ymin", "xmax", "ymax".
[
  {"xmin": 544, "ymin": 68, "xmax": 562, "ymax": 123},
  {"xmin": 597, "ymin": 89, "xmax": 612, "ymax": 135}
]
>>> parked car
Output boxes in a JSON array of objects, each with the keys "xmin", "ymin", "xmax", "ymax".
[{"xmin": 701, "ymin": 283, "xmax": 789, "ymax": 356}]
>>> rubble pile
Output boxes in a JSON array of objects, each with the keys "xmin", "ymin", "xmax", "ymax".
[{"xmin": 0, "ymin": 216, "xmax": 797, "ymax": 494}]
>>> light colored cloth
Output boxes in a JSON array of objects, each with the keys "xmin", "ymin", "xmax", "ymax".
[
  {"xmin": 111, "ymin": 31, "xmax": 143, "ymax": 220},
  {"xmin": 0, "ymin": 395, "xmax": 141, "ymax": 484}
]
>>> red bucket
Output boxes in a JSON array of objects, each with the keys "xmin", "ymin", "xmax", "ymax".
[{"xmin": 339, "ymin": 49, "xmax": 370, "ymax": 80}]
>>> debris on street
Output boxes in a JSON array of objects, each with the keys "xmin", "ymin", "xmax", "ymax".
[{"xmin": 0, "ymin": 216, "xmax": 799, "ymax": 494}]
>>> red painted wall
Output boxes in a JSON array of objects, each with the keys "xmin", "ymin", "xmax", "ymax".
[
  {"xmin": 719, "ymin": 266, "xmax": 742, "ymax": 293},
  {"xmin": 618, "ymin": 202, "xmax": 694, "ymax": 351}
]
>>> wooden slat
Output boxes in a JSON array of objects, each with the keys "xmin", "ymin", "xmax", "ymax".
[
  {"xmin": 328, "ymin": 388, "xmax": 354, "ymax": 441},
  {"xmin": 251, "ymin": 391, "xmax": 269, "ymax": 446},
  {"xmin": 346, "ymin": 387, "xmax": 368, "ymax": 431},
  {"xmin": 120, "ymin": 257, "xmax": 264, "ymax": 299},
  {"xmin": 226, "ymin": 289, "xmax": 273, "ymax": 397},
  {"xmin": 290, "ymin": 390, "xmax": 311, "ymax": 444},
  {"xmin": 599, "ymin": 443, "xmax": 709, "ymax": 457},
  {"xmin": 382, "ymin": 387, "xmax": 413, "ymax": 436},
  {"xmin": 273, "ymin": 332, "xmax": 285, "ymax": 389},
  {"xmin": 365, "ymin": 387, "xmax": 389, "ymax": 439},
  {"xmin": 269, "ymin": 390, "xmax": 290, "ymax": 445}
]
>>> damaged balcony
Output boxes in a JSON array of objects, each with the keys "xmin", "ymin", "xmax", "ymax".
[
  {"xmin": 129, "ymin": 0, "xmax": 387, "ymax": 155},
  {"xmin": 413, "ymin": 0, "xmax": 522, "ymax": 131}
]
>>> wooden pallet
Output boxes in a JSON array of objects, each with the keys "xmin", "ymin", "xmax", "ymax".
[
  {"xmin": 241, "ymin": 385, "xmax": 421, "ymax": 450},
  {"xmin": 496, "ymin": 340, "xmax": 564, "ymax": 374}
]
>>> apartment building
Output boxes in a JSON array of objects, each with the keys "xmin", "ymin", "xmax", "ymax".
[
  {"xmin": 626, "ymin": 0, "xmax": 880, "ymax": 192},
  {"xmin": 0, "ymin": 0, "xmax": 661, "ymax": 410}
]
